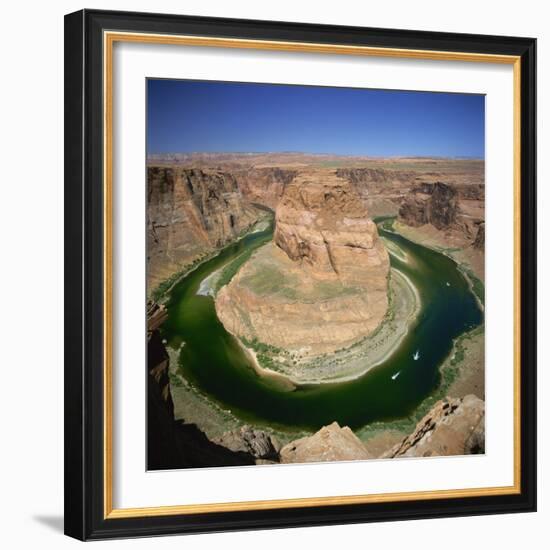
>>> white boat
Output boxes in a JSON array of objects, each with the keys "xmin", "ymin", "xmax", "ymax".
[
  {"xmin": 446, "ymin": 282, "xmax": 451, "ymax": 287},
  {"xmin": 391, "ymin": 371, "xmax": 401, "ymax": 380},
  {"xmin": 413, "ymin": 350, "xmax": 420, "ymax": 360}
]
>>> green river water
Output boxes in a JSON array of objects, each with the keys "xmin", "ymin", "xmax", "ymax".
[{"xmin": 161, "ymin": 218, "xmax": 483, "ymax": 433}]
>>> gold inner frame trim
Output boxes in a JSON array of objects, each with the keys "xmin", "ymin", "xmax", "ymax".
[{"xmin": 103, "ymin": 30, "xmax": 522, "ymax": 520}]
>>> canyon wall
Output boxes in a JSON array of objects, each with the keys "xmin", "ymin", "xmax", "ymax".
[
  {"xmin": 398, "ymin": 182, "xmax": 485, "ymax": 248},
  {"xmin": 147, "ymin": 167, "xmax": 262, "ymax": 290},
  {"xmin": 336, "ymin": 167, "xmax": 417, "ymax": 216},
  {"xmin": 147, "ymin": 160, "xmax": 484, "ymax": 294},
  {"xmin": 234, "ymin": 167, "xmax": 297, "ymax": 208}
]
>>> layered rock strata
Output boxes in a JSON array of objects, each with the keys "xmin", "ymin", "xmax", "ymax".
[
  {"xmin": 273, "ymin": 173, "xmax": 390, "ymax": 285},
  {"xmin": 336, "ymin": 167, "xmax": 417, "ymax": 216},
  {"xmin": 215, "ymin": 172, "xmax": 390, "ymax": 357},
  {"xmin": 234, "ymin": 167, "xmax": 297, "ymax": 209},
  {"xmin": 398, "ymin": 182, "xmax": 485, "ymax": 248},
  {"xmin": 147, "ymin": 166, "xmax": 262, "ymax": 290}
]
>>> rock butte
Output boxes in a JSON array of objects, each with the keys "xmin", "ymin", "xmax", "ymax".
[{"xmin": 215, "ymin": 171, "xmax": 390, "ymax": 357}]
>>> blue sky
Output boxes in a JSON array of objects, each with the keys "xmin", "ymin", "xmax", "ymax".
[{"xmin": 147, "ymin": 79, "xmax": 485, "ymax": 158}]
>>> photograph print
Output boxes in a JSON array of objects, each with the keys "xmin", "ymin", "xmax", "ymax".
[{"xmin": 146, "ymin": 79, "xmax": 485, "ymax": 471}]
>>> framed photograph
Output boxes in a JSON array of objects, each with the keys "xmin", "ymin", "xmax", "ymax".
[{"xmin": 64, "ymin": 9, "xmax": 536, "ymax": 540}]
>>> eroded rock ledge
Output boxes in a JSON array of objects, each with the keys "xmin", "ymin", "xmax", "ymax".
[
  {"xmin": 280, "ymin": 422, "xmax": 372, "ymax": 464},
  {"xmin": 383, "ymin": 395, "xmax": 485, "ymax": 458},
  {"xmin": 274, "ymin": 172, "xmax": 389, "ymax": 285}
]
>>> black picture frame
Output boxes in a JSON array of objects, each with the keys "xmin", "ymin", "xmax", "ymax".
[{"xmin": 64, "ymin": 9, "xmax": 537, "ymax": 541}]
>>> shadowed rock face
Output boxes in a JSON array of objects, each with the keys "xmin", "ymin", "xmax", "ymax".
[
  {"xmin": 214, "ymin": 426, "xmax": 281, "ymax": 461},
  {"xmin": 280, "ymin": 422, "xmax": 372, "ymax": 464},
  {"xmin": 147, "ymin": 167, "xmax": 261, "ymax": 290},
  {"xmin": 473, "ymin": 222, "xmax": 485, "ymax": 250},
  {"xmin": 399, "ymin": 182, "xmax": 459, "ymax": 229},
  {"xmin": 147, "ymin": 303, "xmax": 257, "ymax": 470},
  {"xmin": 215, "ymin": 172, "xmax": 390, "ymax": 357},
  {"xmin": 383, "ymin": 395, "xmax": 485, "ymax": 459},
  {"xmin": 398, "ymin": 182, "xmax": 485, "ymax": 247}
]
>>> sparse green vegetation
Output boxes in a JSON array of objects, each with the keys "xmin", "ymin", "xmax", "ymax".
[
  {"xmin": 150, "ymin": 216, "xmax": 273, "ymax": 301},
  {"xmin": 215, "ymin": 247, "xmax": 261, "ymax": 292},
  {"xmin": 240, "ymin": 261, "xmax": 362, "ymax": 302},
  {"xmin": 358, "ymin": 326, "xmax": 480, "ymax": 443},
  {"xmin": 234, "ymin": 266, "xmax": 416, "ymax": 383},
  {"xmin": 450, "ymin": 340, "xmax": 465, "ymax": 366},
  {"xmin": 151, "ymin": 257, "xmax": 206, "ymax": 302},
  {"xmin": 240, "ymin": 264, "xmax": 296, "ymax": 298},
  {"xmin": 459, "ymin": 265, "xmax": 485, "ymax": 306}
]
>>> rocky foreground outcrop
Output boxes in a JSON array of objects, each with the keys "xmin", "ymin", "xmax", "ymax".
[
  {"xmin": 280, "ymin": 422, "xmax": 372, "ymax": 464},
  {"xmin": 398, "ymin": 182, "xmax": 485, "ymax": 248},
  {"xmin": 215, "ymin": 171, "xmax": 390, "ymax": 357},
  {"xmin": 147, "ymin": 166, "xmax": 262, "ymax": 290},
  {"xmin": 383, "ymin": 395, "xmax": 485, "ymax": 458},
  {"xmin": 277, "ymin": 395, "xmax": 485, "ymax": 464},
  {"xmin": 214, "ymin": 426, "xmax": 281, "ymax": 460}
]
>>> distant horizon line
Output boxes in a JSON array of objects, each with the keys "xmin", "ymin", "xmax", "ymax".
[{"xmin": 146, "ymin": 151, "xmax": 485, "ymax": 161}]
